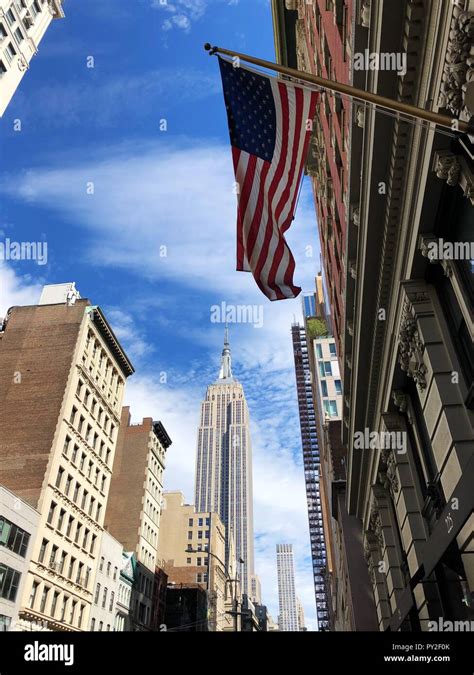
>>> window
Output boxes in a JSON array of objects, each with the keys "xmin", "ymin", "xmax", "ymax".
[
  {"xmin": 335, "ymin": 379, "xmax": 342, "ymax": 395},
  {"xmin": 316, "ymin": 343, "xmax": 323, "ymax": 359},
  {"xmin": 98, "ymin": 621, "xmax": 103, "ymax": 632},
  {"xmin": 198, "ymin": 518, "xmax": 203, "ymax": 526},
  {"xmin": 71, "ymin": 445, "xmax": 79, "ymax": 464},
  {"xmin": 109, "ymin": 591, "xmax": 114, "ymax": 612},
  {"xmin": 0, "ymin": 24, "xmax": 7, "ymax": 39},
  {"xmin": 39, "ymin": 586, "xmax": 49, "ymax": 613},
  {"xmin": 107, "ymin": 562, "xmax": 111, "ymax": 577},
  {"xmin": 69, "ymin": 407, "xmax": 77, "ymax": 425},
  {"xmin": 79, "ymin": 453, "xmax": 86, "ymax": 472},
  {"xmin": 78, "ymin": 604, "xmax": 85, "ymax": 628},
  {"xmin": 51, "ymin": 591, "xmax": 59, "ymax": 618},
  {"xmin": 197, "ymin": 557, "xmax": 202, "ymax": 566},
  {"xmin": 28, "ymin": 581, "xmax": 39, "ymax": 608},
  {"xmin": 94, "ymin": 583, "xmax": 100, "ymax": 605},
  {"xmin": 0, "ymin": 517, "xmax": 30, "ymax": 557},
  {"xmin": 205, "ymin": 530, "xmax": 210, "ymax": 539},
  {"xmin": 74, "ymin": 524, "xmax": 82, "ymax": 544},
  {"xmin": 63, "ymin": 436, "xmax": 71, "ymax": 455},
  {"xmin": 76, "ymin": 563, "xmax": 84, "ymax": 585},
  {"xmin": 113, "ymin": 566, "xmax": 117, "ymax": 581},
  {"xmin": 81, "ymin": 490, "xmax": 88, "ymax": 510},
  {"xmin": 102, "ymin": 587, "xmax": 107, "ymax": 609},
  {"xmin": 187, "ymin": 531, "xmax": 192, "ymax": 540},
  {"xmin": 85, "ymin": 567, "xmax": 91, "ymax": 588},
  {"xmin": 198, "ymin": 531, "xmax": 203, "ymax": 539},
  {"xmin": 321, "ymin": 380, "xmax": 328, "ymax": 397},
  {"xmin": 188, "ymin": 518, "xmax": 193, "ymax": 527},
  {"xmin": 65, "ymin": 475, "xmax": 73, "ymax": 496},
  {"xmin": 186, "ymin": 557, "xmax": 191, "ymax": 564},
  {"xmin": 0, "ymin": 60, "xmax": 6, "ymax": 76},
  {"xmin": 47, "ymin": 502, "xmax": 56, "ymax": 525},
  {"xmin": 0, "ymin": 615, "xmax": 11, "ymax": 632},
  {"xmin": 65, "ymin": 515, "xmax": 73, "ymax": 538},
  {"xmin": 196, "ymin": 573, "xmax": 202, "ymax": 582},
  {"xmin": 38, "ymin": 538, "xmax": 47, "ymax": 563},
  {"xmin": 83, "ymin": 529, "xmax": 90, "ymax": 549},
  {"xmin": 70, "ymin": 600, "xmax": 77, "ymax": 625},
  {"xmin": 49, "ymin": 545, "xmax": 58, "ymax": 567},
  {"xmin": 73, "ymin": 482, "xmax": 80, "ymax": 502},
  {"xmin": 91, "ymin": 535, "xmax": 97, "ymax": 554},
  {"xmin": 324, "ymin": 400, "xmax": 338, "ymax": 417},
  {"xmin": 68, "ymin": 557, "xmax": 75, "ymax": 579},
  {"xmin": 55, "ymin": 466, "xmax": 64, "ymax": 489},
  {"xmin": 60, "ymin": 596, "xmax": 67, "ymax": 622},
  {"xmin": 329, "ymin": 342, "xmax": 337, "ymax": 356},
  {"xmin": 59, "ymin": 552, "xmax": 67, "ymax": 575},
  {"xmin": 91, "ymin": 618, "xmax": 96, "ymax": 631},
  {"xmin": 99, "ymin": 557, "xmax": 104, "ymax": 572}
]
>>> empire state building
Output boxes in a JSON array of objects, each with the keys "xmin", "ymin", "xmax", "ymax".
[{"xmin": 194, "ymin": 329, "xmax": 255, "ymax": 596}]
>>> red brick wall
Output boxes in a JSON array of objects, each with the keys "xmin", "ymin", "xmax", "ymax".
[
  {"xmin": 104, "ymin": 407, "xmax": 151, "ymax": 551},
  {"xmin": 0, "ymin": 301, "xmax": 88, "ymax": 507}
]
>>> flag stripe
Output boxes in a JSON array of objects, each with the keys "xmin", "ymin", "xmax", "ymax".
[{"xmin": 220, "ymin": 58, "xmax": 319, "ymax": 300}]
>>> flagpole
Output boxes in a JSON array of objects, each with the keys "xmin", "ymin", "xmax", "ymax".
[{"xmin": 204, "ymin": 43, "xmax": 474, "ymax": 136}]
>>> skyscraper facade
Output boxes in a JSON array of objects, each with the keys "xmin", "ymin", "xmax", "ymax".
[
  {"xmin": 194, "ymin": 331, "xmax": 254, "ymax": 597},
  {"xmin": 0, "ymin": 0, "xmax": 66, "ymax": 116},
  {"xmin": 276, "ymin": 544, "xmax": 298, "ymax": 632},
  {"xmin": 291, "ymin": 322, "xmax": 330, "ymax": 630}
]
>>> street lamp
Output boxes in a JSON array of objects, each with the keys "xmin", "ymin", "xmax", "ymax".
[{"xmin": 185, "ymin": 547, "xmax": 243, "ymax": 631}]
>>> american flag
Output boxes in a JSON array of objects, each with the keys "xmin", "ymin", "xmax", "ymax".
[{"xmin": 218, "ymin": 57, "xmax": 319, "ymax": 300}]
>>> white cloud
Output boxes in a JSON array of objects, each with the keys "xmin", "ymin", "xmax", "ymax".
[{"xmin": 0, "ymin": 264, "xmax": 42, "ymax": 318}]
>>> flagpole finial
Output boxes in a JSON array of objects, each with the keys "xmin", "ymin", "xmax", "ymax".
[{"xmin": 204, "ymin": 43, "xmax": 218, "ymax": 55}]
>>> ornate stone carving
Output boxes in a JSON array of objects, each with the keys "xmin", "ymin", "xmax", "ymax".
[
  {"xmin": 379, "ymin": 448, "xmax": 400, "ymax": 496},
  {"xmin": 349, "ymin": 260, "xmax": 357, "ymax": 280},
  {"xmin": 356, "ymin": 105, "xmax": 365, "ymax": 128},
  {"xmin": 392, "ymin": 390, "xmax": 408, "ymax": 413},
  {"xmin": 369, "ymin": 505, "xmax": 384, "ymax": 549},
  {"xmin": 351, "ymin": 205, "xmax": 360, "ymax": 227},
  {"xmin": 398, "ymin": 313, "xmax": 427, "ymax": 390},
  {"xmin": 361, "ymin": 0, "xmax": 371, "ymax": 28},
  {"xmin": 434, "ymin": 151, "xmax": 461, "ymax": 187},
  {"xmin": 438, "ymin": 8, "xmax": 474, "ymax": 121},
  {"xmin": 363, "ymin": 539, "xmax": 376, "ymax": 585}
]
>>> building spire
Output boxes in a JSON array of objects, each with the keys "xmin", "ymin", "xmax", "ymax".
[{"xmin": 219, "ymin": 323, "xmax": 233, "ymax": 380}]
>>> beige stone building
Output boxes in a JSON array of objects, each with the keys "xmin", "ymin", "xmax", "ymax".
[
  {"xmin": 104, "ymin": 408, "xmax": 171, "ymax": 631},
  {"xmin": 0, "ymin": 282, "xmax": 134, "ymax": 631},
  {"xmin": 0, "ymin": 0, "xmax": 65, "ymax": 116},
  {"xmin": 158, "ymin": 491, "xmax": 239, "ymax": 631}
]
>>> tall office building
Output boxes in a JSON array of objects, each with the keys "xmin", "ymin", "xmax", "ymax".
[
  {"xmin": 291, "ymin": 322, "xmax": 330, "ymax": 630},
  {"xmin": 194, "ymin": 330, "xmax": 255, "ymax": 597},
  {"xmin": 105, "ymin": 407, "xmax": 171, "ymax": 631},
  {"xmin": 0, "ymin": 282, "xmax": 134, "ymax": 631},
  {"xmin": 276, "ymin": 544, "xmax": 298, "ymax": 632},
  {"xmin": 0, "ymin": 0, "xmax": 65, "ymax": 116}
]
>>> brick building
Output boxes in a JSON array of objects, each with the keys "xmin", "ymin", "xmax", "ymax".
[
  {"xmin": 0, "ymin": 282, "xmax": 134, "ymax": 631},
  {"xmin": 104, "ymin": 408, "xmax": 171, "ymax": 631}
]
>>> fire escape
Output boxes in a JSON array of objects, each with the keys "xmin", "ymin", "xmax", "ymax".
[{"xmin": 291, "ymin": 324, "xmax": 330, "ymax": 630}]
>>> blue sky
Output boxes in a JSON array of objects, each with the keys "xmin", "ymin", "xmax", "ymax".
[{"xmin": 0, "ymin": 0, "xmax": 322, "ymax": 629}]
